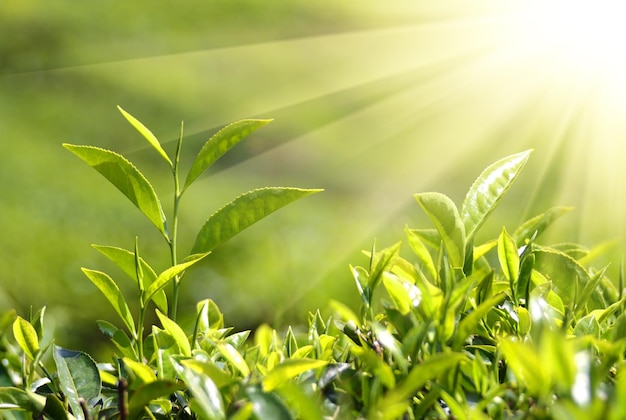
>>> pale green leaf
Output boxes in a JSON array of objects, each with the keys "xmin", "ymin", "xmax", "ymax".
[
  {"xmin": 191, "ymin": 187, "xmax": 322, "ymax": 254},
  {"xmin": 497, "ymin": 228, "xmax": 519, "ymax": 282},
  {"xmin": 121, "ymin": 357, "xmax": 158, "ymax": 386},
  {"xmin": 0, "ymin": 387, "xmax": 46, "ymax": 414},
  {"xmin": 382, "ymin": 272, "xmax": 421, "ymax": 315},
  {"xmin": 117, "ymin": 106, "xmax": 173, "ymax": 166},
  {"xmin": 216, "ymin": 342, "xmax": 250, "ymax": 377},
  {"xmin": 514, "ymin": 206, "xmax": 573, "ymax": 247},
  {"xmin": 176, "ymin": 364, "xmax": 226, "ymax": 420},
  {"xmin": 144, "ymin": 252, "xmax": 210, "ymax": 304},
  {"xmin": 63, "ymin": 144, "xmax": 166, "ymax": 235},
  {"xmin": 156, "ymin": 309, "xmax": 191, "ymax": 357},
  {"xmin": 461, "ymin": 150, "xmax": 532, "ymax": 242},
  {"xmin": 534, "ymin": 248, "xmax": 591, "ymax": 307},
  {"xmin": 263, "ymin": 359, "xmax": 328, "ymax": 392},
  {"xmin": 184, "ymin": 119, "xmax": 273, "ymax": 190},
  {"xmin": 53, "ymin": 345, "xmax": 101, "ymax": 420},
  {"xmin": 93, "ymin": 245, "xmax": 167, "ymax": 313},
  {"xmin": 82, "ymin": 268, "xmax": 135, "ymax": 334},
  {"xmin": 152, "ymin": 327, "xmax": 178, "ymax": 380},
  {"xmin": 405, "ymin": 226, "xmax": 437, "ymax": 281},
  {"xmin": 415, "ymin": 192, "xmax": 465, "ymax": 269},
  {"xmin": 12, "ymin": 317, "xmax": 39, "ymax": 360},
  {"xmin": 181, "ymin": 359, "xmax": 231, "ymax": 388}
]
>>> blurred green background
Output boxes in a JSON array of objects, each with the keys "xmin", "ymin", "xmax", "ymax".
[{"xmin": 2, "ymin": 1, "xmax": 625, "ymax": 354}]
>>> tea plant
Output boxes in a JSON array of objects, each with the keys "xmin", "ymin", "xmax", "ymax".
[{"xmin": 2, "ymin": 115, "xmax": 626, "ymax": 420}]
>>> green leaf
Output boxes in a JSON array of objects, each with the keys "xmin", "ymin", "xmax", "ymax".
[
  {"xmin": 63, "ymin": 144, "xmax": 166, "ymax": 235},
  {"xmin": 176, "ymin": 364, "xmax": 226, "ymax": 420},
  {"xmin": 121, "ymin": 357, "xmax": 157, "ymax": 387},
  {"xmin": 53, "ymin": 345, "xmax": 101, "ymax": 420},
  {"xmin": 384, "ymin": 352, "xmax": 466, "ymax": 406},
  {"xmin": 181, "ymin": 359, "xmax": 232, "ymax": 388},
  {"xmin": 461, "ymin": 150, "xmax": 532, "ymax": 242},
  {"xmin": 382, "ymin": 272, "xmax": 421, "ymax": 316},
  {"xmin": 533, "ymin": 249, "xmax": 591, "ymax": 307},
  {"xmin": 0, "ymin": 387, "xmax": 45, "ymax": 415},
  {"xmin": 247, "ymin": 385, "xmax": 294, "ymax": 420},
  {"xmin": 97, "ymin": 320, "xmax": 138, "ymax": 360},
  {"xmin": 155, "ymin": 309, "xmax": 191, "ymax": 357},
  {"xmin": 81, "ymin": 268, "xmax": 136, "ymax": 335},
  {"xmin": 498, "ymin": 338, "xmax": 550, "ymax": 396},
  {"xmin": 183, "ymin": 119, "xmax": 273, "ymax": 190},
  {"xmin": 514, "ymin": 206, "xmax": 573, "ymax": 247},
  {"xmin": 117, "ymin": 106, "xmax": 173, "ymax": 167},
  {"xmin": 192, "ymin": 187, "xmax": 322, "ymax": 254},
  {"xmin": 144, "ymin": 252, "xmax": 210, "ymax": 304},
  {"xmin": 12, "ymin": 317, "xmax": 39, "ymax": 360},
  {"xmin": 497, "ymin": 228, "xmax": 519, "ymax": 283},
  {"xmin": 216, "ymin": 342, "xmax": 250, "ymax": 377},
  {"xmin": 152, "ymin": 327, "xmax": 178, "ymax": 380},
  {"xmin": 406, "ymin": 227, "xmax": 437, "ymax": 281},
  {"xmin": 93, "ymin": 245, "xmax": 167, "ymax": 313},
  {"xmin": 415, "ymin": 192, "xmax": 465, "ymax": 269},
  {"xmin": 454, "ymin": 293, "xmax": 506, "ymax": 349},
  {"xmin": 263, "ymin": 359, "xmax": 328, "ymax": 392},
  {"xmin": 127, "ymin": 380, "xmax": 184, "ymax": 420}
]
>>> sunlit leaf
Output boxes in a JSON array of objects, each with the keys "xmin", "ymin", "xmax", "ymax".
[
  {"xmin": 0, "ymin": 387, "xmax": 45, "ymax": 414},
  {"xmin": 263, "ymin": 359, "xmax": 328, "ymax": 392},
  {"xmin": 53, "ymin": 345, "xmax": 101, "ymax": 420},
  {"xmin": 93, "ymin": 245, "xmax": 167, "ymax": 313},
  {"xmin": 97, "ymin": 320, "xmax": 138, "ymax": 360},
  {"xmin": 247, "ymin": 386, "xmax": 293, "ymax": 420},
  {"xmin": 461, "ymin": 150, "xmax": 532, "ymax": 242},
  {"xmin": 176, "ymin": 364, "xmax": 226, "ymax": 420},
  {"xmin": 117, "ymin": 106, "xmax": 172, "ymax": 167},
  {"xmin": 183, "ymin": 119, "xmax": 273, "ymax": 190},
  {"xmin": 216, "ymin": 342, "xmax": 250, "ymax": 377},
  {"xmin": 81, "ymin": 268, "xmax": 135, "ymax": 335},
  {"xmin": 497, "ymin": 228, "xmax": 519, "ymax": 283},
  {"xmin": 514, "ymin": 206, "xmax": 572, "ymax": 247},
  {"xmin": 191, "ymin": 187, "xmax": 322, "ymax": 254},
  {"xmin": 415, "ymin": 192, "xmax": 465, "ymax": 269},
  {"xmin": 152, "ymin": 327, "xmax": 178, "ymax": 380},
  {"xmin": 181, "ymin": 359, "xmax": 231, "ymax": 388},
  {"xmin": 405, "ymin": 226, "xmax": 437, "ymax": 281},
  {"xmin": 156, "ymin": 309, "xmax": 191, "ymax": 357},
  {"xmin": 12, "ymin": 317, "xmax": 39, "ymax": 360},
  {"xmin": 121, "ymin": 357, "xmax": 157, "ymax": 387},
  {"xmin": 144, "ymin": 252, "xmax": 210, "ymax": 304},
  {"xmin": 534, "ymin": 248, "xmax": 591, "ymax": 307},
  {"xmin": 498, "ymin": 338, "xmax": 549, "ymax": 396},
  {"xmin": 63, "ymin": 144, "xmax": 166, "ymax": 235},
  {"xmin": 384, "ymin": 352, "xmax": 466, "ymax": 406},
  {"xmin": 382, "ymin": 272, "xmax": 421, "ymax": 315}
]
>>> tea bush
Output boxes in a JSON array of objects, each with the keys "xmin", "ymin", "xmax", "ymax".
[{"xmin": 1, "ymin": 109, "xmax": 625, "ymax": 419}]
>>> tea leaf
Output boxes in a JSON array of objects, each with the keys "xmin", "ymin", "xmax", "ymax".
[
  {"xmin": 144, "ymin": 252, "xmax": 210, "ymax": 304},
  {"xmin": 12, "ymin": 317, "xmax": 39, "ymax": 360},
  {"xmin": 127, "ymin": 380, "xmax": 185, "ymax": 419},
  {"xmin": 247, "ymin": 386, "xmax": 293, "ymax": 420},
  {"xmin": 461, "ymin": 150, "xmax": 532, "ymax": 242},
  {"xmin": 63, "ymin": 144, "xmax": 166, "ymax": 235},
  {"xmin": 191, "ymin": 187, "xmax": 322, "ymax": 254},
  {"xmin": 117, "ymin": 106, "xmax": 172, "ymax": 167},
  {"xmin": 152, "ymin": 327, "xmax": 179, "ymax": 380},
  {"xmin": 181, "ymin": 359, "xmax": 231, "ymax": 388},
  {"xmin": 156, "ymin": 309, "xmax": 191, "ymax": 357},
  {"xmin": 497, "ymin": 228, "xmax": 519, "ymax": 282},
  {"xmin": 183, "ymin": 119, "xmax": 273, "ymax": 190},
  {"xmin": 93, "ymin": 245, "xmax": 167, "ymax": 313},
  {"xmin": 216, "ymin": 342, "xmax": 250, "ymax": 377},
  {"xmin": 176, "ymin": 364, "xmax": 226, "ymax": 420},
  {"xmin": 53, "ymin": 345, "xmax": 101, "ymax": 420},
  {"xmin": 514, "ymin": 206, "xmax": 572, "ymax": 247},
  {"xmin": 406, "ymin": 227, "xmax": 437, "ymax": 281},
  {"xmin": 263, "ymin": 359, "xmax": 328, "ymax": 392},
  {"xmin": 0, "ymin": 387, "xmax": 46, "ymax": 414},
  {"xmin": 81, "ymin": 268, "xmax": 136, "ymax": 335},
  {"xmin": 415, "ymin": 192, "xmax": 465, "ymax": 269}
]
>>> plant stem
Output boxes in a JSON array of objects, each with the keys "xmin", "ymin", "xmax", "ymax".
[{"xmin": 170, "ymin": 121, "xmax": 185, "ymax": 321}]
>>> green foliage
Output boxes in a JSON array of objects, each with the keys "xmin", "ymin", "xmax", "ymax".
[{"xmin": 1, "ymin": 116, "xmax": 626, "ymax": 419}]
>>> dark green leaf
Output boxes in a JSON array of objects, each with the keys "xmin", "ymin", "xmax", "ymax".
[
  {"xmin": 247, "ymin": 385, "xmax": 294, "ymax": 420},
  {"xmin": 63, "ymin": 144, "xmax": 166, "ymax": 235},
  {"xmin": 53, "ymin": 345, "xmax": 101, "ymax": 420},
  {"xmin": 183, "ymin": 119, "xmax": 272, "ymax": 190},
  {"xmin": 128, "ymin": 380, "xmax": 184, "ymax": 419},
  {"xmin": 192, "ymin": 187, "xmax": 322, "ymax": 254}
]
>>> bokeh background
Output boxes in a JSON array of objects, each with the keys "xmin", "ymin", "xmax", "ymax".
[{"xmin": 2, "ymin": 1, "xmax": 626, "ymax": 354}]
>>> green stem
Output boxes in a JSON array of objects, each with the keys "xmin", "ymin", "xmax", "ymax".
[
  {"xmin": 170, "ymin": 121, "xmax": 185, "ymax": 321},
  {"xmin": 137, "ymin": 305, "xmax": 146, "ymax": 362}
]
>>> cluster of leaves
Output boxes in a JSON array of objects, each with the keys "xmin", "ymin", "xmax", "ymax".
[{"xmin": 1, "ymin": 110, "xmax": 626, "ymax": 419}]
